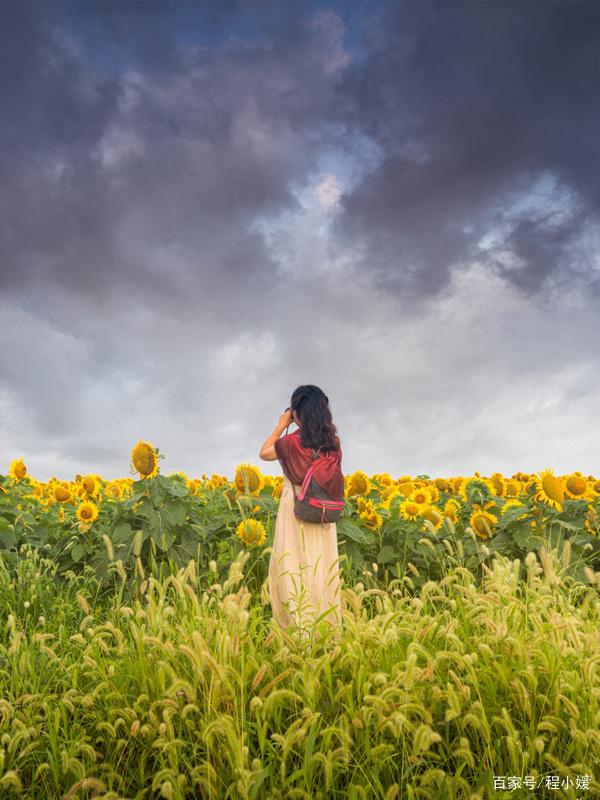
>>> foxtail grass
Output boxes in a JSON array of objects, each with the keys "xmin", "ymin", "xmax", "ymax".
[{"xmin": 0, "ymin": 544, "xmax": 598, "ymax": 798}]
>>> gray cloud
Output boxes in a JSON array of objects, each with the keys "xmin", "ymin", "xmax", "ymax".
[
  {"xmin": 334, "ymin": 0, "xmax": 600, "ymax": 303},
  {"xmin": 1, "ymin": 0, "xmax": 598, "ymax": 481},
  {"xmin": 0, "ymin": 0, "xmax": 348, "ymax": 311}
]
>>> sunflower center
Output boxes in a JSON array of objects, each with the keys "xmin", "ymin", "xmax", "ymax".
[
  {"xmin": 242, "ymin": 521, "xmax": 261, "ymax": 543},
  {"xmin": 235, "ymin": 467, "xmax": 261, "ymax": 493},
  {"xmin": 353, "ymin": 477, "xmax": 367, "ymax": 494},
  {"xmin": 567, "ymin": 476, "xmax": 586, "ymax": 496},
  {"xmin": 542, "ymin": 475, "xmax": 564, "ymax": 504},
  {"xmin": 133, "ymin": 444, "xmax": 157, "ymax": 476},
  {"xmin": 472, "ymin": 515, "xmax": 494, "ymax": 537}
]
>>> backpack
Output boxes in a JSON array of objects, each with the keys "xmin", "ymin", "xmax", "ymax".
[{"xmin": 291, "ymin": 447, "xmax": 345, "ymax": 526}]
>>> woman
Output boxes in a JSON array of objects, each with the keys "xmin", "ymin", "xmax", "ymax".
[{"xmin": 259, "ymin": 385, "xmax": 344, "ymax": 638}]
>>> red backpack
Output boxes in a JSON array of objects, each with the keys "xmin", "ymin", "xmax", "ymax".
[{"xmin": 291, "ymin": 447, "xmax": 345, "ymax": 526}]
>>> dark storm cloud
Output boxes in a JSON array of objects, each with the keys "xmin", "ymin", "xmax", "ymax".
[
  {"xmin": 334, "ymin": 0, "xmax": 600, "ymax": 303},
  {"xmin": 0, "ymin": 0, "xmax": 348, "ymax": 318},
  {"xmin": 3, "ymin": 0, "xmax": 596, "ymax": 309}
]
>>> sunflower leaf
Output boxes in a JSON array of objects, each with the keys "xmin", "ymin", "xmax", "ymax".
[
  {"xmin": 164, "ymin": 478, "xmax": 188, "ymax": 497},
  {"xmin": 341, "ymin": 541, "xmax": 365, "ymax": 569},
  {"xmin": 111, "ymin": 522, "xmax": 132, "ymax": 544},
  {"xmin": 168, "ymin": 502, "xmax": 186, "ymax": 526},
  {"xmin": 71, "ymin": 543, "xmax": 84, "ymax": 562},
  {"xmin": 337, "ymin": 518, "xmax": 372, "ymax": 544},
  {"xmin": 511, "ymin": 525, "xmax": 533, "ymax": 549},
  {"xmin": 377, "ymin": 545, "xmax": 398, "ymax": 564},
  {"xmin": 499, "ymin": 505, "xmax": 532, "ymax": 529}
]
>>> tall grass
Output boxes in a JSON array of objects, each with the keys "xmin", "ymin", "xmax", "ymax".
[{"xmin": 0, "ymin": 545, "xmax": 598, "ymax": 799}]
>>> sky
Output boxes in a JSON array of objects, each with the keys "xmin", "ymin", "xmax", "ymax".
[{"xmin": 1, "ymin": 0, "xmax": 599, "ymax": 482}]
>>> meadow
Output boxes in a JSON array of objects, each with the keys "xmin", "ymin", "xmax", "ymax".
[{"xmin": 0, "ymin": 443, "xmax": 598, "ymax": 799}]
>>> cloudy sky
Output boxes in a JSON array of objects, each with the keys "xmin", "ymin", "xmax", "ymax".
[{"xmin": 1, "ymin": 0, "xmax": 599, "ymax": 482}]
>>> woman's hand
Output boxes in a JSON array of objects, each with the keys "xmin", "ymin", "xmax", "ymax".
[
  {"xmin": 259, "ymin": 409, "xmax": 294, "ymax": 461},
  {"xmin": 278, "ymin": 409, "xmax": 293, "ymax": 429}
]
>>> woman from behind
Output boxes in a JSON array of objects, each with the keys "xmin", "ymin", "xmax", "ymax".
[{"xmin": 259, "ymin": 385, "xmax": 344, "ymax": 640}]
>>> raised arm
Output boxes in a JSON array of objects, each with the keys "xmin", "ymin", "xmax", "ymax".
[{"xmin": 259, "ymin": 410, "xmax": 293, "ymax": 461}]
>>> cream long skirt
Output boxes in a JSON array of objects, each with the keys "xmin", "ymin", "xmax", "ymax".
[{"xmin": 268, "ymin": 475, "xmax": 343, "ymax": 635}]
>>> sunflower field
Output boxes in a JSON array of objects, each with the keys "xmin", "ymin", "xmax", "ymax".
[
  {"xmin": 3, "ymin": 442, "xmax": 599, "ymax": 593},
  {"xmin": 1, "ymin": 444, "xmax": 599, "ymax": 798}
]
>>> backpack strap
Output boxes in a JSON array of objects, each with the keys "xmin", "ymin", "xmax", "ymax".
[{"xmin": 298, "ymin": 461, "xmax": 318, "ymax": 502}]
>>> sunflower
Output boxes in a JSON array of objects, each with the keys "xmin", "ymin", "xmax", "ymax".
[
  {"xmin": 131, "ymin": 440, "xmax": 159, "ymax": 479},
  {"xmin": 396, "ymin": 479, "xmax": 415, "ymax": 497},
  {"xmin": 271, "ymin": 477, "xmax": 283, "ymax": 500},
  {"xmin": 490, "ymin": 475, "xmax": 506, "ymax": 498},
  {"xmin": 451, "ymin": 477, "xmax": 465, "ymax": 495},
  {"xmin": 471, "ymin": 500, "xmax": 498, "ymax": 514},
  {"xmin": 422, "ymin": 505, "xmax": 443, "ymax": 530},
  {"xmin": 584, "ymin": 507, "xmax": 599, "ymax": 534},
  {"xmin": 54, "ymin": 483, "xmax": 72, "ymax": 503},
  {"xmin": 399, "ymin": 499, "xmax": 423, "ymax": 521},
  {"xmin": 505, "ymin": 479, "xmax": 520, "ymax": 497},
  {"xmin": 235, "ymin": 519, "xmax": 267, "ymax": 547},
  {"xmin": 184, "ymin": 477, "xmax": 198, "ymax": 494},
  {"xmin": 381, "ymin": 489, "xmax": 400, "ymax": 510},
  {"xmin": 77, "ymin": 501, "xmax": 99, "ymax": 525},
  {"xmin": 81, "ymin": 474, "xmax": 98, "ymax": 496},
  {"xmin": 469, "ymin": 510, "xmax": 497, "ymax": 540},
  {"xmin": 426, "ymin": 484, "xmax": 440, "ymax": 503},
  {"xmin": 524, "ymin": 477, "xmax": 538, "ymax": 495},
  {"xmin": 459, "ymin": 477, "xmax": 495, "ymax": 503},
  {"xmin": 443, "ymin": 499, "xmax": 461, "ymax": 522},
  {"xmin": 434, "ymin": 478, "xmax": 451, "ymax": 493},
  {"xmin": 356, "ymin": 496, "xmax": 371, "ymax": 511},
  {"xmin": 106, "ymin": 481, "xmax": 123, "ymax": 500},
  {"xmin": 409, "ymin": 487, "xmax": 432, "ymax": 506},
  {"xmin": 359, "ymin": 509, "xmax": 382, "ymax": 530},
  {"xmin": 381, "ymin": 483, "xmax": 399, "ymax": 501},
  {"xmin": 207, "ymin": 474, "xmax": 228, "ymax": 490},
  {"xmin": 564, "ymin": 473, "xmax": 587, "ymax": 499},
  {"xmin": 234, "ymin": 464, "xmax": 264, "ymax": 495},
  {"xmin": 347, "ymin": 470, "xmax": 371, "ymax": 497},
  {"xmin": 9, "ymin": 458, "xmax": 27, "ymax": 481},
  {"xmin": 534, "ymin": 468, "xmax": 564, "ymax": 511}
]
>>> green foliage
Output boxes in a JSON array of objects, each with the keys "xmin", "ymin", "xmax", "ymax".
[{"xmin": 0, "ymin": 472, "xmax": 598, "ymax": 595}]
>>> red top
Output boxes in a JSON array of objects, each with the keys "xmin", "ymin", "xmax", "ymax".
[{"xmin": 274, "ymin": 429, "xmax": 344, "ymax": 501}]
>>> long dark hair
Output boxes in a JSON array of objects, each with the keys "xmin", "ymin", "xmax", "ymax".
[{"xmin": 290, "ymin": 385, "xmax": 340, "ymax": 452}]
